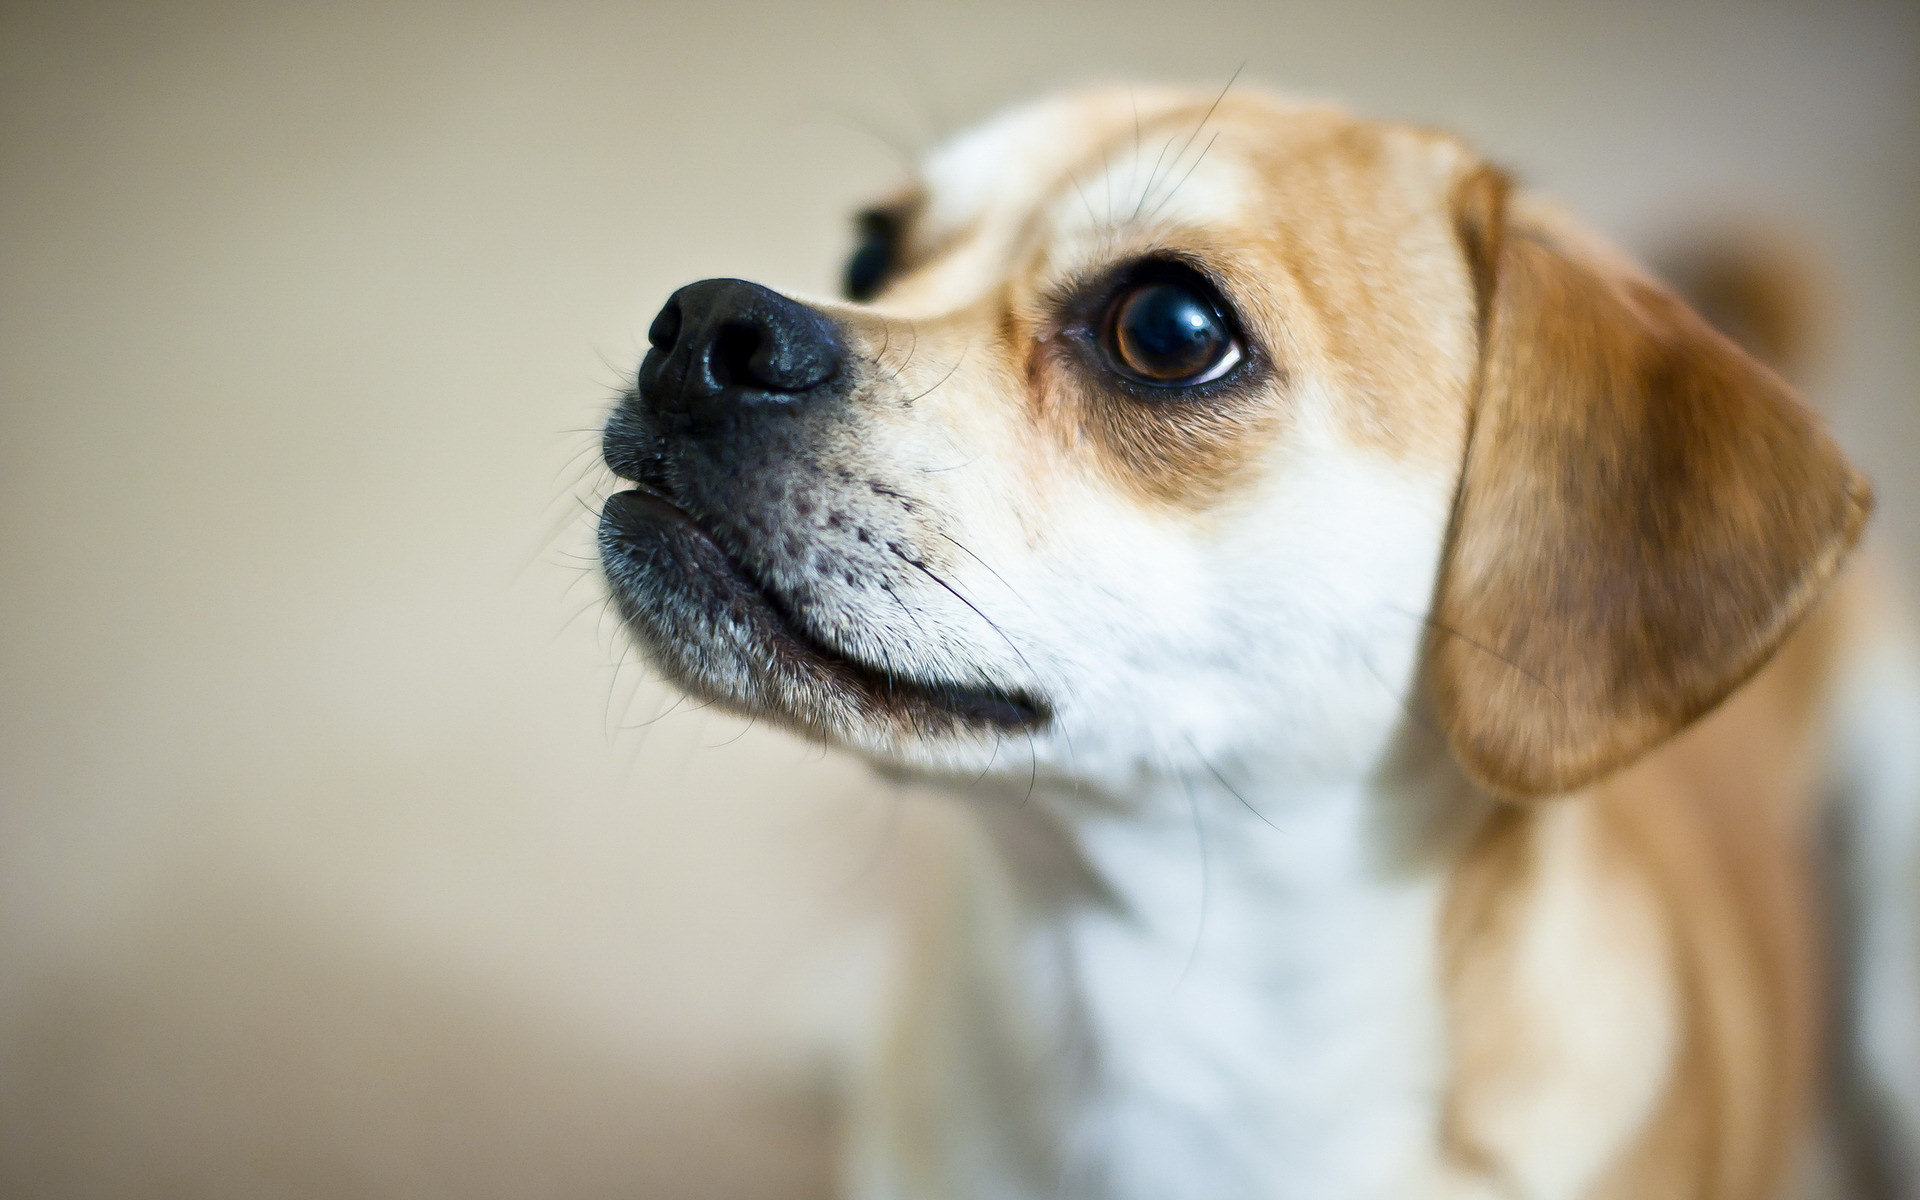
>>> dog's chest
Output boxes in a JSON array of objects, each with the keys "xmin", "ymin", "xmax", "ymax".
[
  {"xmin": 1061, "ymin": 820, "xmax": 1450, "ymax": 1199},
  {"xmin": 857, "ymin": 780, "xmax": 1459, "ymax": 1200}
]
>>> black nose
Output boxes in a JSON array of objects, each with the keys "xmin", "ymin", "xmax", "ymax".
[{"xmin": 640, "ymin": 278, "xmax": 844, "ymax": 427}]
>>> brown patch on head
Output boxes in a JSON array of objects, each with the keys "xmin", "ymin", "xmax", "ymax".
[
  {"xmin": 1237, "ymin": 116, "xmax": 1481, "ymax": 473},
  {"xmin": 1029, "ymin": 355, "xmax": 1283, "ymax": 511},
  {"xmin": 1001, "ymin": 99, "xmax": 1311, "ymax": 513},
  {"xmin": 998, "ymin": 96, "xmax": 1483, "ymax": 515},
  {"xmin": 1020, "ymin": 230, "xmax": 1293, "ymax": 512},
  {"xmin": 1428, "ymin": 167, "xmax": 1872, "ymax": 799}
]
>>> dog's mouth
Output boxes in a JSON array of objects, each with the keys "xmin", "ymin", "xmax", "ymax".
[{"xmin": 598, "ymin": 484, "xmax": 1048, "ymax": 739}]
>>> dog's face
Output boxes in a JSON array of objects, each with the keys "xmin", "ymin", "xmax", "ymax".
[{"xmin": 600, "ymin": 87, "xmax": 1868, "ymax": 796}]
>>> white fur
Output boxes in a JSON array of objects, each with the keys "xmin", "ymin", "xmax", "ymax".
[
  {"xmin": 847, "ymin": 756, "xmax": 1477, "ymax": 1200},
  {"xmin": 837, "ymin": 417, "xmax": 1482, "ymax": 1197},
  {"xmin": 827, "ymin": 96, "xmax": 1493, "ymax": 1198},
  {"xmin": 629, "ymin": 90, "xmax": 1908, "ymax": 1199}
]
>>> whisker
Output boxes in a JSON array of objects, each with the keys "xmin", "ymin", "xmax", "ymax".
[
  {"xmin": 1385, "ymin": 604, "xmax": 1565, "ymax": 706},
  {"xmin": 1138, "ymin": 63, "xmax": 1243, "ymax": 220},
  {"xmin": 522, "ymin": 477, "xmax": 606, "ymax": 574},
  {"xmin": 1100, "ymin": 146, "xmax": 1115, "ymax": 230},
  {"xmin": 853, "ymin": 0, "xmax": 948, "ymax": 148},
  {"xmin": 928, "ymin": 529, "xmax": 1035, "ymax": 611},
  {"xmin": 893, "ymin": 322, "xmax": 922, "ymax": 380},
  {"xmin": 559, "ymin": 593, "xmax": 613, "ymax": 639},
  {"xmin": 917, "ymin": 455, "xmax": 979, "ymax": 474},
  {"xmin": 1185, "ymin": 736, "xmax": 1283, "ymax": 832},
  {"xmin": 1068, "ymin": 167, "xmax": 1105, "ymax": 238},
  {"xmin": 1131, "ymin": 131, "xmax": 1182, "ymax": 225},
  {"xmin": 707, "ymin": 715, "xmax": 758, "ymax": 748},
  {"xmin": 550, "ymin": 438, "xmax": 605, "ymax": 484},
  {"xmin": 1171, "ymin": 767, "xmax": 1213, "ymax": 996},
  {"xmin": 1145, "ymin": 130, "xmax": 1222, "ymax": 224},
  {"xmin": 903, "ymin": 340, "xmax": 971, "ymax": 406},
  {"xmin": 827, "ymin": 776, "xmax": 906, "ymax": 902},
  {"xmin": 969, "ymin": 732, "xmax": 1005, "ymax": 787},
  {"xmin": 890, "ymin": 546, "xmax": 1042, "ymax": 686},
  {"xmin": 876, "ymin": 577, "xmax": 933, "ymax": 639},
  {"xmin": 1023, "ymin": 728, "xmax": 1039, "ymax": 808},
  {"xmin": 604, "ymin": 634, "xmax": 634, "ymax": 736},
  {"xmin": 788, "ymin": 110, "xmax": 918, "ymax": 172},
  {"xmin": 1128, "ymin": 84, "xmax": 1144, "ymax": 203}
]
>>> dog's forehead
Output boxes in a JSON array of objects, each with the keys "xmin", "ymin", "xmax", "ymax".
[
  {"xmin": 918, "ymin": 89, "xmax": 1168, "ymax": 234},
  {"xmin": 888, "ymin": 88, "xmax": 1485, "ymax": 482},
  {"xmin": 907, "ymin": 90, "xmax": 1465, "ymax": 283},
  {"xmin": 915, "ymin": 88, "xmax": 1285, "ymax": 244},
  {"xmin": 892, "ymin": 90, "xmax": 1274, "ymax": 308}
]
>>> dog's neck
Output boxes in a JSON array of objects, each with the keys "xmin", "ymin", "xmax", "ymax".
[{"xmin": 868, "ymin": 734, "xmax": 1490, "ymax": 1200}]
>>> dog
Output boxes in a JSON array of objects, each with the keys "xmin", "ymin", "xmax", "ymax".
[{"xmin": 597, "ymin": 85, "xmax": 1920, "ymax": 1199}]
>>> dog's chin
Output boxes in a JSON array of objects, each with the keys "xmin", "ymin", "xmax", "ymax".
[{"xmin": 597, "ymin": 487, "xmax": 1049, "ymax": 747}]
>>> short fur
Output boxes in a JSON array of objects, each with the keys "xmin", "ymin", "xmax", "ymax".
[{"xmin": 597, "ymin": 85, "xmax": 1916, "ymax": 1199}]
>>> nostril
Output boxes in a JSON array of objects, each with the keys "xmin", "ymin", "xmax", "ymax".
[
  {"xmin": 708, "ymin": 321, "xmax": 763, "ymax": 389},
  {"xmin": 649, "ymin": 278, "xmax": 844, "ymax": 417},
  {"xmin": 647, "ymin": 301, "xmax": 683, "ymax": 351}
]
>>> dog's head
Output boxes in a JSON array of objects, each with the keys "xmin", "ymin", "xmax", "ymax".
[{"xmin": 599, "ymin": 86, "xmax": 1869, "ymax": 797}]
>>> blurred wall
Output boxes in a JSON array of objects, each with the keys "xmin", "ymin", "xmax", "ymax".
[{"xmin": 2, "ymin": 2, "xmax": 1915, "ymax": 1197}]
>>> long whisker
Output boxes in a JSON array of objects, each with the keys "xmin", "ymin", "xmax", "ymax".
[
  {"xmin": 1184, "ymin": 736, "xmax": 1283, "ymax": 832},
  {"xmin": 969, "ymin": 731, "xmax": 1005, "ymax": 787},
  {"xmin": 855, "ymin": 0, "xmax": 949, "ymax": 147},
  {"xmin": 1171, "ymin": 767, "xmax": 1213, "ymax": 996},
  {"xmin": 1145, "ymin": 130, "xmax": 1223, "ymax": 224},
  {"xmin": 1131, "ymin": 131, "xmax": 1182, "ymax": 226},
  {"xmin": 929, "ymin": 529, "xmax": 1035, "ymax": 612},
  {"xmin": 889, "ymin": 545, "xmax": 1042, "ymax": 685},
  {"xmin": 1137, "ymin": 63, "xmax": 1243, "ymax": 221},
  {"xmin": 1385, "ymin": 604, "xmax": 1565, "ymax": 706},
  {"xmin": 1023, "ymin": 728, "xmax": 1039, "ymax": 808},
  {"xmin": 903, "ymin": 341, "xmax": 971, "ymax": 406},
  {"xmin": 1128, "ymin": 85, "xmax": 1144, "ymax": 209},
  {"xmin": 876, "ymin": 576, "xmax": 933, "ymax": 639},
  {"xmin": 794, "ymin": 109, "xmax": 919, "ymax": 172}
]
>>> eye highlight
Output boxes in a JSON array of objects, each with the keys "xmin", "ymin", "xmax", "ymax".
[
  {"xmin": 1099, "ymin": 264, "xmax": 1243, "ymax": 388},
  {"xmin": 844, "ymin": 210, "xmax": 900, "ymax": 302}
]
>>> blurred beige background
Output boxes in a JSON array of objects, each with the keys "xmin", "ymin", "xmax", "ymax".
[{"xmin": 2, "ymin": 2, "xmax": 1915, "ymax": 1197}]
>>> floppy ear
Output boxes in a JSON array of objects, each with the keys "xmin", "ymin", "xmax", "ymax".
[{"xmin": 1431, "ymin": 168, "xmax": 1872, "ymax": 800}]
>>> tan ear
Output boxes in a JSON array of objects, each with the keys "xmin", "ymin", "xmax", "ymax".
[{"xmin": 1431, "ymin": 168, "xmax": 1872, "ymax": 800}]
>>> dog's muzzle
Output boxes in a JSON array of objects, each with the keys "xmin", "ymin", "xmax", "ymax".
[{"xmin": 595, "ymin": 279, "xmax": 1047, "ymax": 740}]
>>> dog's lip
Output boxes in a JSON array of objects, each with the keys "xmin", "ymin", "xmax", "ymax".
[
  {"xmin": 599, "ymin": 485, "xmax": 1048, "ymax": 732},
  {"xmin": 602, "ymin": 482, "xmax": 707, "ymax": 543}
]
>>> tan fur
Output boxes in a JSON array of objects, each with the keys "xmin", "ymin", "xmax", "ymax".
[
  {"xmin": 1431, "ymin": 171, "xmax": 1870, "ymax": 1194},
  {"xmin": 1441, "ymin": 790, "xmax": 1683, "ymax": 1197},
  {"xmin": 872, "ymin": 95, "xmax": 1869, "ymax": 1194},
  {"xmin": 780, "ymin": 88, "xmax": 1881, "ymax": 1196},
  {"xmin": 861, "ymin": 96, "xmax": 1482, "ymax": 518},
  {"xmin": 1432, "ymin": 168, "xmax": 1870, "ymax": 799},
  {"xmin": 1444, "ymin": 578, "xmax": 1857, "ymax": 1198}
]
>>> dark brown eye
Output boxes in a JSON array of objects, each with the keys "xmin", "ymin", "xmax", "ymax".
[
  {"xmin": 844, "ymin": 211, "xmax": 900, "ymax": 302},
  {"xmin": 1102, "ymin": 272, "xmax": 1242, "ymax": 387}
]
